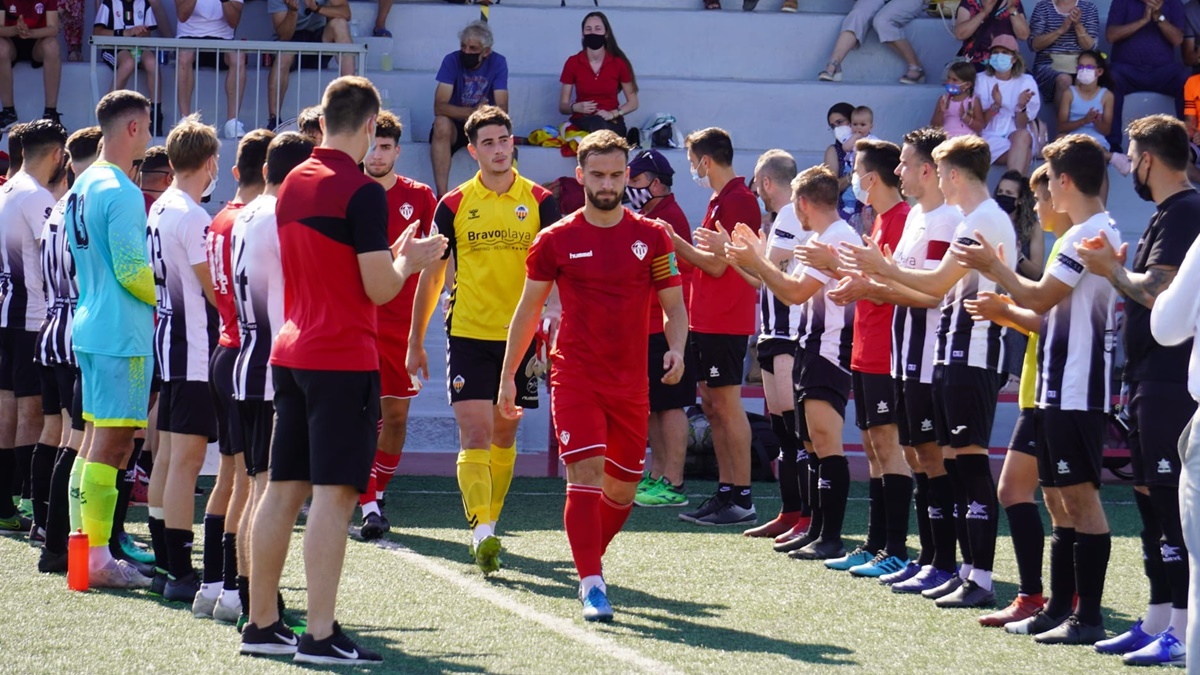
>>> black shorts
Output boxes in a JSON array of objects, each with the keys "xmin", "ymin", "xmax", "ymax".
[
  {"xmin": 209, "ymin": 346, "xmax": 244, "ymax": 456},
  {"xmin": 1128, "ymin": 380, "xmax": 1197, "ymax": 487},
  {"xmin": 793, "ymin": 351, "xmax": 851, "ymax": 442},
  {"xmin": 38, "ymin": 365, "xmax": 77, "ymax": 415},
  {"xmin": 157, "ymin": 380, "xmax": 219, "ymax": 441},
  {"xmin": 270, "ymin": 366, "xmax": 380, "ymax": 492},
  {"xmin": 648, "ymin": 331, "xmax": 696, "ymax": 412},
  {"xmin": 853, "ymin": 371, "xmax": 897, "ymax": 430},
  {"xmin": 151, "ymin": 352, "xmax": 162, "ymax": 395},
  {"xmin": 180, "ymin": 36, "xmax": 239, "ymax": 70},
  {"xmin": 1009, "ymin": 408, "xmax": 1041, "ymax": 457},
  {"xmin": 71, "ymin": 370, "xmax": 84, "ymax": 432},
  {"xmin": 446, "ymin": 335, "xmax": 539, "ymax": 408},
  {"xmin": 895, "ymin": 379, "xmax": 937, "ymax": 447},
  {"xmin": 689, "ymin": 332, "xmax": 747, "ymax": 388},
  {"xmin": 280, "ymin": 29, "xmax": 335, "ymax": 71},
  {"xmin": 238, "ymin": 399, "xmax": 274, "ymax": 477},
  {"xmin": 932, "ymin": 363, "xmax": 999, "ymax": 449},
  {"xmin": 430, "ymin": 118, "xmax": 470, "ymax": 154},
  {"xmin": 756, "ymin": 337, "xmax": 796, "ymax": 374},
  {"xmin": 0, "ymin": 328, "xmax": 41, "ymax": 398},
  {"xmin": 13, "ymin": 37, "xmax": 44, "ymax": 68},
  {"xmin": 1039, "ymin": 408, "xmax": 1106, "ymax": 488}
]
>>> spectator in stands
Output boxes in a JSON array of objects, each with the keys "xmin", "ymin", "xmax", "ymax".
[
  {"xmin": 0, "ymin": 0, "xmax": 63, "ymax": 129},
  {"xmin": 1106, "ymin": 0, "xmax": 1189, "ymax": 150},
  {"xmin": 430, "ymin": 20, "xmax": 508, "ymax": 196},
  {"xmin": 1028, "ymin": 0, "xmax": 1099, "ymax": 104},
  {"xmin": 823, "ymin": 102, "xmax": 865, "ymax": 231},
  {"xmin": 175, "ymin": 0, "xmax": 248, "ymax": 139},
  {"xmin": 1057, "ymin": 51, "xmax": 1119, "ymax": 157},
  {"xmin": 932, "ymin": 61, "xmax": 986, "ymax": 136},
  {"xmin": 976, "ymin": 35, "xmax": 1039, "ymax": 173},
  {"xmin": 816, "ymin": 0, "xmax": 927, "ymax": 84},
  {"xmin": 955, "ymin": 0, "xmax": 1030, "ymax": 67},
  {"xmin": 139, "ymin": 144, "xmax": 172, "ymax": 210},
  {"xmin": 1185, "ymin": 0, "xmax": 1200, "ymax": 68},
  {"xmin": 558, "ymin": 12, "xmax": 638, "ymax": 136},
  {"xmin": 993, "ymin": 169, "xmax": 1044, "ymax": 279},
  {"xmin": 265, "ymin": 0, "xmax": 354, "ymax": 131},
  {"xmin": 94, "ymin": 0, "xmax": 166, "ymax": 136},
  {"xmin": 297, "ymin": 104, "xmax": 322, "ymax": 142},
  {"xmin": 372, "ymin": 0, "xmax": 392, "ymax": 37}
]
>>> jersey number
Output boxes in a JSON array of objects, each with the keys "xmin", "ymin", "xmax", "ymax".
[{"xmin": 66, "ymin": 193, "xmax": 89, "ymax": 250}]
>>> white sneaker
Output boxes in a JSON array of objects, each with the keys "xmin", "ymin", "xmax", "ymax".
[
  {"xmin": 212, "ymin": 588, "xmax": 243, "ymax": 623},
  {"xmin": 224, "ymin": 118, "xmax": 246, "ymax": 139},
  {"xmin": 90, "ymin": 558, "xmax": 152, "ymax": 589},
  {"xmin": 192, "ymin": 589, "xmax": 218, "ymax": 618}
]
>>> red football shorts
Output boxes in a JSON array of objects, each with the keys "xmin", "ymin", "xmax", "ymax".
[
  {"xmin": 552, "ymin": 386, "xmax": 649, "ymax": 482},
  {"xmin": 378, "ymin": 335, "xmax": 419, "ymax": 399}
]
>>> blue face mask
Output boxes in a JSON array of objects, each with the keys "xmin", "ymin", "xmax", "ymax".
[
  {"xmin": 945, "ymin": 83, "xmax": 963, "ymax": 96},
  {"xmin": 691, "ymin": 164, "xmax": 710, "ymax": 190},
  {"xmin": 990, "ymin": 53, "xmax": 1014, "ymax": 73}
]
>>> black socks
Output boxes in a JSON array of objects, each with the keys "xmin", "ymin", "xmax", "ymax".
[
  {"xmin": 202, "ymin": 514, "xmax": 226, "ymax": 585},
  {"xmin": 1005, "ymin": 502, "xmax": 1045, "ymax": 597},
  {"xmin": 882, "ymin": 473, "xmax": 913, "ymax": 560},
  {"xmin": 913, "ymin": 473, "xmax": 933, "ymax": 566},
  {"xmin": 1045, "ymin": 526, "xmax": 1077, "ymax": 618},
  {"xmin": 957, "ymin": 454, "xmax": 997, "ymax": 573},
  {"xmin": 818, "ymin": 455, "xmax": 849, "ymax": 544}
]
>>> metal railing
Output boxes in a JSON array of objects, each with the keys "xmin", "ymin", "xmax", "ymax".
[{"xmin": 89, "ymin": 36, "xmax": 369, "ymax": 133}]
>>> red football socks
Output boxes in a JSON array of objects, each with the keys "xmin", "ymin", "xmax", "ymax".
[
  {"xmin": 599, "ymin": 493, "xmax": 632, "ymax": 557},
  {"xmin": 564, "ymin": 484, "xmax": 603, "ymax": 579}
]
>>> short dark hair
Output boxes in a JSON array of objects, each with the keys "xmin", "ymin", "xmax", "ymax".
[
  {"xmin": 1041, "ymin": 134, "xmax": 1108, "ymax": 197},
  {"xmin": 464, "ymin": 105, "xmax": 512, "ymax": 144},
  {"xmin": 321, "ymin": 76, "xmax": 380, "ymax": 137},
  {"xmin": 791, "ymin": 165, "xmax": 839, "ymax": 208},
  {"xmin": 577, "ymin": 130, "xmax": 630, "ymax": 168},
  {"xmin": 855, "ymin": 138, "xmax": 900, "ymax": 188},
  {"xmin": 7, "ymin": 123, "xmax": 24, "ymax": 172},
  {"xmin": 827, "ymin": 102, "xmax": 854, "ymax": 123},
  {"xmin": 235, "ymin": 130, "xmax": 274, "ymax": 188},
  {"xmin": 95, "ymin": 89, "xmax": 151, "ymax": 134},
  {"xmin": 685, "ymin": 127, "xmax": 734, "ymax": 167},
  {"xmin": 18, "ymin": 119, "xmax": 67, "ymax": 161},
  {"xmin": 142, "ymin": 145, "xmax": 169, "ymax": 173},
  {"xmin": 374, "ymin": 110, "xmax": 403, "ymax": 143},
  {"xmin": 932, "ymin": 135, "xmax": 991, "ymax": 184},
  {"xmin": 66, "ymin": 127, "xmax": 103, "ymax": 164},
  {"xmin": 1127, "ymin": 114, "xmax": 1189, "ymax": 171},
  {"xmin": 266, "ymin": 132, "xmax": 314, "ymax": 186},
  {"xmin": 297, "ymin": 105, "xmax": 322, "ymax": 138},
  {"xmin": 1029, "ymin": 163, "xmax": 1051, "ymax": 192},
  {"xmin": 903, "ymin": 127, "xmax": 947, "ymax": 168}
]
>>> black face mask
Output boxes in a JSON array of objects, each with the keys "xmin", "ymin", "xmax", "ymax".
[
  {"xmin": 583, "ymin": 33, "xmax": 607, "ymax": 50},
  {"xmin": 1132, "ymin": 158, "xmax": 1155, "ymax": 203},
  {"xmin": 459, "ymin": 50, "xmax": 481, "ymax": 69},
  {"xmin": 994, "ymin": 194, "xmax": 1017, "ymax": 214}
]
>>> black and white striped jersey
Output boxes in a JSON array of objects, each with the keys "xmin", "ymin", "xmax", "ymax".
[
  {"xmin": 796, "ymin": 219, "xmax": 857, "ymax": 371},
  {"xmin": 891, "ymin": 202, "xmax": 960, "ymax": 383},
  {"xmin": 0, "ymin": 172, "xmax": 54, "ymax": 332},
  {"xmin": 36, "ymin": 195, "xmax": 77, "ymax": 366},
  {"xmin": 230, "ymin": 195, "xmax": 284, "ymax": 402},
  {"xmin": 1037, "ymin": 213, "xmax": 1119, "ymax": 412},
  {"xmin": 934, "ymin": 199, "xmax": 1016, "ymax": 372},
  {"xmin": 759, "ymin": 205, "xmax": 808, "ymax": 341},
  {"xmin": 147, "ymin": 186, "xmax": 216, "ymax": 382}
]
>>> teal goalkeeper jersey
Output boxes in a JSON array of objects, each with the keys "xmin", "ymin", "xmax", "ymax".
[{"xmin": 66, "ymin": 161, "xmax": 156, "ymax": 357}]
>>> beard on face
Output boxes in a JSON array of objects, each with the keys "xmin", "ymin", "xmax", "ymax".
[
  {"xmin": 586, "ymin": 186, "xmax": 622, "ymax": 212},
  {"xmin": 366, "ymin": 161, "xmax": 394, "ymax": 179}
]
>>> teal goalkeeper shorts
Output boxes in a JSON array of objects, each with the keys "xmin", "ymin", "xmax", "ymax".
[{"xmin": 76, "ymin": 351, "xmax": 151, "ymax": 428}]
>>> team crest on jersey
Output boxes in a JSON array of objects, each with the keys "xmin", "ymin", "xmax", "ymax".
[
  {"xmin": 559, "ymin": 430, "xmax": 570, "ymax": 445},
  {"xmin": 452, "ymin": 375, "xmax": 465, "ymax": 392},
  {"xmin": 399, "ymin": 203, "xmax": 414, "ymax": 220},
  {"xmin": 514, "ymin": 204, "xmax": 529, "ymax": 221},
  {"xmin": 34, "ymin": 2, "xmax": 43, "ymax": 13},
  {"xmin": 631, "ymin": 240, "xmax": 648, "ymax": 260}
]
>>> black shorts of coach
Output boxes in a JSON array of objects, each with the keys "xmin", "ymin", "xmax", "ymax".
[
  {"xmin": 39, "ymin": 364, "xmax": 77, "ymax": 417},
  {"xmin": 270, "ymin": 366, "xmax": 381, "ymax": 493},
  {"xmin": 1126, "ymin": 380, "xmax": 1197, "ymax": 487},
  {"xmin": 209, "ymin": 346, "xmax": 245, "ymax": 457},
  {"xmin": 931, "ymin": 363, "xmax": 1000, "ymax": 449},
  {"xmin": 853, "ymin": 371, "xmax": 896, "ymax": 431},
  {"xmin": 895, "ymin": 379, "xmax": 937, "ymax": 447},
  {"xmin": 792, "ymin": 350, "xmax": 851, "ymax": 443},
  {"xmin": 649, "ymin": 331, "xmax": 697, "ymax": 412},
  {"xmin": 446, "ymin": 336, "xmax": 539, "ymax": 408},
  {"xmin": 1038, "ymin": 408, "xmax": 1106, "ymax": 488},
  {"xmin": 157, "ymin": 380, "xmax": 219, "ymax": 441},
  {"xmin": 689, "ymin": 332, "xmax": 748, "ymax": 389},
  {"xmin": 0, "ymin": 328, "xmax": 42, "ymax": 398}
]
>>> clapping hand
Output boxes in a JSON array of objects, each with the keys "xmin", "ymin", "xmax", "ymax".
[
  {"xmin": 1075, "ymin": 230, "xmax": 1127, "ymax": 276},
  {"xmin": 838, "ymin": 234, "xmax": 894, "ymax": 278},
  {"xmin": 394, "ymin": 223, "xmax": 449, "ymax": 279},
  {"xmin": 694, "ymin": 221, "xmax": 733, "ymax": 254}
]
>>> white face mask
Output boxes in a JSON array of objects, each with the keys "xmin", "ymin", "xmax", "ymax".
[
  {"xmin": 833, "ymin": 125, "xmax": 852, "ymax": 144},
  {"xmin": 1076, "ymin": 68, "xmax": 1098, "ymax": 85},
  {"xmin": 691, "ymin": 163, "xmax": 711, "ymax": 190},
  {"xmin": 1054, "ymin": 0, "xmax": 1077, "ymax": 15},
  {"xmin": 201, "ymin": 166, "xmax": 218, "ymax": 199}
]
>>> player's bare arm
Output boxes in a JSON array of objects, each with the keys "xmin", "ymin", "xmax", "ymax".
[
  {"xmin": 840, "ymin": 233, "xmax": 967, "ymax": 299},
  {"xmin": 725, "ymin": 223, "xmax": 823, "ymax": 306},
  {"xmin": 406, "ymin": 255, "xmax": 451, "ymax": 380},
  {"xmin": 964, "ymin": 291, "xmax": 1042, "ymax": 335},
  {"xmin": 671, "ymin": 222, "xmax": 730, "ymax": 277},
  {"xmin": 1076, "ymin": 230, "xmax": 1177, "ymax": 309},
  {"xmin": 828, "ymin": 270, "xmax": 941, "ymax": 308},
  {"xmin": 191, "ymin": 262, "xmax": 217, "ymax": 307},
  {"xmin": 657, "ymin": 285, "xmax": 688, "ymax": 385},
  {"xmin": 951, "ymin": 229, "xmax": 1071, "ymax": 314},
  {"xmin": 498, "ymin": 277, "xmax": 554, "ymax": 420}
]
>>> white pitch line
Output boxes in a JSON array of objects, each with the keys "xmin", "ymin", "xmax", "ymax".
[{"xmin": 375, "ymin": 540, "xmax": 686, "ymax": 675}]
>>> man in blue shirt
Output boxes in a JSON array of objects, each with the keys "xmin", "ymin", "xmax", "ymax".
[
  {"xmin": 1106, "ymin": 0, "xmax": 1190, "ymax": 148},
  {"xmin": 430, "ymin": 20, "xmax": 508, "ymax": 196}
]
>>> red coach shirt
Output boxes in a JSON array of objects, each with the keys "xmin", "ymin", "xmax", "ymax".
[
  {"xmin": 851, "ymin": 200, "xmax": 908, "ymax": 374},
  {"xmin": 690, "ymin": 177, "xmax": 759, "ymax": 336},
  {"xmin": 377, "ymin": 175, "xmax": 437, "ymax": 340},
  {"xmin": 559, "ymin": 50, "xmax": 632, "ymax": 121},
  {"xmin": 271, "ymin": 147, "xmax": 390, "ymax": 371},
  {"xmin": 5, "ymin": 0, "xmax": 55, "ymax": 28},
  {"xmin": 206, "ymin": 201, "xmax": 244, "ymax": 348},
  {"xmin": 527, "ymin": 209, "xmax": 681, "ymax": 395},
  {"xmin": 643, "ymin": 193, "xmax": 691, "ymax": 334}
]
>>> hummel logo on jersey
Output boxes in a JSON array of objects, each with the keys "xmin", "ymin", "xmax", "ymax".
[
  {"xmin": 467, "ymin": 209, "xmax": 480, "ymax": 220},
  {"xmin": 709, "ymin": 366, "xmax": 720, "ymax": 378},
  {"xmin": 399, "ymin": 203, "xmax": 414, "ymax": 220},
  {"xmin": 332, "ymin": 645, "xmax": 359, "ymax": 660},
  {"xmin": 817, "ymin": 479, "xmax": 831, "ymax": 489},
  {"xmin": 514, "ymin": 204, "xmax": 529, "ymax": 222},
  {"xmin": 1158, "ymin": 459, "xmax": 1173, "ymax": 474},
  {"xmin": 1056, "ymin": 252, "xmax": 1084, "ymax": 274},
  {"xmin": 1162, "ymin": 543, "xmax": 1183, "ymax": 563},
  {"xmin": 569, "ymin": 251, "xmax": 593, "ymax": 260},
  {"xmin": 966, "ymin": 501, "xmax": 988, "ymax": 520},
  {"xmin": 559, "ymin": 430, "xmax": 571, "ymax": 445},
  {"xmin": 632, "ymin": 240, "xmax": 648, "ymax": 260},
  {"xmin": 921, "ymin": 419, "xmax": 933, "ymax": 432},
  {"xmin": 951, "ymin": 425, "xmax": 967, "ymax": 435},
  {"xmin": 1057, "ymin": 460, "xmax": 1070, "ymax": 474},
  {"xmin": 927, "ymin": 506, "xmax": 943, "ymax": 520},
  {"xmin": 876, "ymin": 401, "xmax": 889, "ymax": 414}
]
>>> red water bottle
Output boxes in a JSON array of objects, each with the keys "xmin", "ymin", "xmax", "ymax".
[{"xmin": 68, "ymin": 529, "xmax": 89, "ymax": 591}]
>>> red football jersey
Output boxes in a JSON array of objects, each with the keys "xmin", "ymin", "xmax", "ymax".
[
  {"xmin": 850, "ymin": 200, "xmax": 908, "ymax": 374},
  {"xmin": 377, "ymin": 175, "xmax": 437, "ymax": 340},
  {"xmin": 4, "ymin": 0, "xmax": 56, "ymax": 29},
  {"xmin": 642, "ymin": 193, "xmax": 692, "ymax": 334},
  {"xmin": 527, "ymin": 209, "xmax": 681, "ymax": 394},
  {"xmin": 690, "ymin": 177, "xmax": 760, "ymax": 336},
  {"xmin": 206, "ymin": 202, "xmax": 243, "ymax": 348}
]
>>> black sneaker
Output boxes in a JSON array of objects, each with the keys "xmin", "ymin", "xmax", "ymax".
[
  {"xmin": 42, "ymin": 109, "xmax": 64, "ymax": 130},
  {"xmin": 1034, "ymin": 615, "xmax": 1107, "ymax": 645},
  {"xmin": 934, "ymin": 578, "xmax": 996, "ymax": 608},
  {"xmin": 921, "ymin": 574, "xmax": 963, "ymax": 600},
  {"xmin": 360, "ymin": 512, "xmax": 390, "ymax": 541},
  {"xmin": 241, "ymin": 619, "xmax": 300, "ymax": 656},
  {"xmin": 37, "ymin": 547, "xmax": 68, "ymax": 573},
  {"xmin": 149, "ymin": 569, "xmax": 168, "ymax": 596},
  {"xmin": 0, "ymin": 108, "xmax": 17, "ymax": 133},
  {"xmin": 789, "ymin": 538, "xmax": 846, "ymax": 561},
  {"xmin": 774, "ymin": 529, "xmax": 818, "ymax": 553},
  {"xmin": 164, "ymin": 572, "xmax": 201, "ymax": 603},
  {"xmin": 679, "ymin": 493, "xmax": 726, "ymax": 524},
  {"xmin": 265, "ymin": 115, "xmax": 277, "ymax": 131},
  {"xmin": 694, "ymin": 501, "xmax": 757, "ymax": 526},
  {"xmin": 1006, "ymin": 609, "xmax": 1069, "ymax": 635},
  {"xmin": 294, "ymin": 622, "xmax": 382, "ymax": 665}
]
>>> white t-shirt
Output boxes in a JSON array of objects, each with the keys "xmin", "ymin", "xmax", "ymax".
[
  {"xmin": 760, "ymin": 203, "xmax": 809, "ymax": 341},
  {"xmin": 147, "ymin": 186, "xmax": 214, "ymax": 382},
  {"xmin": 977, "ymin": 72, "xmax": 1041, "ymax": 140},
  {"xmin": 796, "ymin": 219, "xmax": 858, "ymax": 371},
  {"xmin": 891, "ymin": 201, "xmax": 961, "ymax": 384},
  {"xmin": 177, "ymin": 0, "xmax": 241, "ymax": 39},
  {"xmin": 1037, "ymin": 212, "xmax": 1120, "ymax": 412},
  {"xmin": 230, "ymin": 195, "xmax": 284, "ymax": 402},
  {"xmin": 0, "ymin": 171, "xmax": 54, "ymax": 332}
]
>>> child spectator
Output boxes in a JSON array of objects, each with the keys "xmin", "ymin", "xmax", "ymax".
[
  {"xmin": 822, "ymin": 102, "xmax": 865, "ymax": 231},
  {"xmin": 955, "ymin": 0, "xmax": 1030, "ymax": 67},
  {"xmin": 976, "ymin": 35, "xmax": 1039, "ymax": 173},
  {"xmin": 94, "ymin": 0, "xmax": 165, "ymax": 135},
  {"xmin": 932, "ymin": 61, "xmax": 986, "ymax": 137},
  {"xmin": 558, "ymin": 11, "xmax": 638, "ymax": 136},
  {"xmin": 1027, "ymin": 0, "xmax": 1100, "ymax": 104},
  {"xmin": 0, "ymin": 0, "xmax": 62, "ymax": 129},
  {"xmin": 1057, "ymin": 50, "xmax": 1113, "ymax": 149}
]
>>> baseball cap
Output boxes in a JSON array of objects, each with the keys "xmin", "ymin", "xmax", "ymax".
[
  {"xmin": 989, "ymin": 34, "xmax": 1019, "ymax": 53},
  {"xmin": 627, "ymin": 149, "xmax": 674, "ymax": 185}
]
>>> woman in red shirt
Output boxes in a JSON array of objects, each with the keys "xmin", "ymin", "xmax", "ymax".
[{"xmin": 558, "ymin": 12, "xmax": 639, "ymax": 136}]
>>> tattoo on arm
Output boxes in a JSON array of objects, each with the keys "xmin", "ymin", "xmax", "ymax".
[{"xmin": 1110, "ymin": 265, "xmax": 1178, "ymax": 309}]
